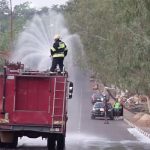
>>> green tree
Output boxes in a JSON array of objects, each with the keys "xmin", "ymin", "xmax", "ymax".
[
  {"xmin": 63, "ymin": 0, "xmax": 150, "ymax": 104},
  {"xmin": 0, "ymin": 0, "xmax": 9, "ymax": 18}
]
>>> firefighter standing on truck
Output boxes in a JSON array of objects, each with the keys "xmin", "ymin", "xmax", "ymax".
[{"xmin": 50, "ymin": 34, "xmax": 68, "ymax": 73}]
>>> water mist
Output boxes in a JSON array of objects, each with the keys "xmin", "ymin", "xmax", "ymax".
[
  {"xmin": 11, "ymin": 11, "xmax": 95, "ymax": 147},
  {"xmin": 11, "ymin": 10, "xmax": 85, "ymax": 131},
  {"xmin": 11, "ymin": 11, "xmax": 84, "ymax": 74}
]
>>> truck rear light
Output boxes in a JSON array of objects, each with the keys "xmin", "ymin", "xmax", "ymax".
[
  {"xmin": 5, "ymin": 113, "xmax": 9, "ymax": 120},
  {"xmin": 0, "ymin": 119, "xmax": 9, "ymax": 124},
  {"xmin": 0, "ymin": 113, "xmax": 9, "ymax": 123},
  {"xmin": 53, "ymin": 121, "xmax": 64, "ymax": 125}
]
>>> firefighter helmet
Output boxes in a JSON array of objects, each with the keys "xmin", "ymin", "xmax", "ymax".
[{"xmin": 54, "ymin": 34, "xmax": 60, "ymax": 40}]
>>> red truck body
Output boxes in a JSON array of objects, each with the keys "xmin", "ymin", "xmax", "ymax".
[{"xmin": 0, "ymin": 62, "xmax": 73, "ymax": 150}]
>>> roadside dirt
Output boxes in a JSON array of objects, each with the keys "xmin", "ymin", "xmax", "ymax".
[{"xmin": 131, "ymin": 112, "xmax": 150, "ymax": 127}]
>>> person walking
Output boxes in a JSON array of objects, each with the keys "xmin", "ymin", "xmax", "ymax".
[{"xmin": 50, "ymin": 34, "xmax": 68, "ymax": 73}]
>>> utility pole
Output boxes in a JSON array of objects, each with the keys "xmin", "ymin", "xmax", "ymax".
[{"xmin": 9, "ymin": 0, "xmax": 13, "ymax": 50}]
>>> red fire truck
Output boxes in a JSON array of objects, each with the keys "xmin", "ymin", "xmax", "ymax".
[{"xmin": 0, "ymin": 62, "xmax": 73, "ymax": 150}]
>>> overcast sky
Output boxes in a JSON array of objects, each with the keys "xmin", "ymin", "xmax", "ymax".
[{"xmin": 12, "ymin": 0, "xmax": 70, "ymax": 8}]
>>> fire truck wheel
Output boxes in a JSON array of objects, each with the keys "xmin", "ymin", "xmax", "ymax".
[
  {"xmin": 57, "ymin": 135, "xmax": 65, "ymax": 150},
  {"xmin": 9, "ymin": 135, "xmax": 18, "ymax": 148},
  {"xmin": 0, "ymin": 138, "xmax": 4, "ymax": 148},
  {"xmin": 0, "ymin": 135, "xmax": 18, "ymax": 148},
  {"xmin": 47, "ymin": 136, "xmax": 56, "ymax": 150},
  {"xmin": 0, "ymin": 132, "xmax": 18, "ymax": 148}
]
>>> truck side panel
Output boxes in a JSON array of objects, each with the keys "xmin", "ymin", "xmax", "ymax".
[
  {"xmin": 0, "ymin": 77, "xmax": 3, "ymax": 113},
  {"xmin": 15, "ymin": 77, "xmax": 50, "ymax": 111},
  {"xmin": 0, "ymin": 75, "xmax": 66, "ymax": 126}
]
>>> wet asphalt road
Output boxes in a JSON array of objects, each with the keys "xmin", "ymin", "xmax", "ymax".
[{"xmin": 10, "ymin": 68, "xmax": 150, "ymax": 149}]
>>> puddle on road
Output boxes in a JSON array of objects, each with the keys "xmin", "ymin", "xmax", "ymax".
[
  {"xmin": 127, "ymin": 128, "xmax": 150, "ymax": 144},
  {"xmin": 66, "ymin": 132, "xmax": 150, "ymax": 150},
  {"xmin": 17, "ymin": 129, "xmax": 150, "ymax": 150}
]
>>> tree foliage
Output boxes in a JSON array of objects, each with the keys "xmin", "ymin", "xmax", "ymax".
[
  {"xmin": 0, "ymin": 0, "xmax": 9, "ymax": 18},
  {"xmin": 62, "ymin": 0, "xmax": 150, "ymax": 95},
  {"xmin": 0, "ymin": 0, "xmax": 49, "ymax": 52}
]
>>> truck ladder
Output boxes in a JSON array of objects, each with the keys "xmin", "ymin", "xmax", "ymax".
[{"xmin": 52, "ymin": 77, "xmax": 66, "ymax": 129}]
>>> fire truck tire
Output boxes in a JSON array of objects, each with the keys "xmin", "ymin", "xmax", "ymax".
[
  {"xmin": 9, "ymin": 135, "xmax": 18, "ymax": 148},
  {"xmin": 57, "ymin": 135, "xmax": 65, "ymax": 150},
  {"xmin": 3, "ymin": 137, "xmax": 17, "ymax": 148},
  {"xmin": 47, "ymin": 136, "xmax": 56, "ymax": 150},
  {"xmin": 0, "ymin": 132, "xmax": 18, "ymax": 148},
  {"xmin": 0, "ymin": 138, "xmax": 4, "ymax": 148}
]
